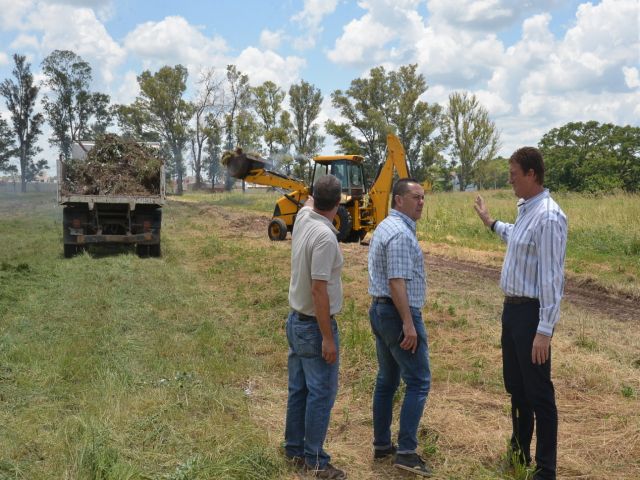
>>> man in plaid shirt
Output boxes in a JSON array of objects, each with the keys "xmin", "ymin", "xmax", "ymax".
[{"xmin": 367, "ymin": 178, "xmax": 432, "ymax": 477}]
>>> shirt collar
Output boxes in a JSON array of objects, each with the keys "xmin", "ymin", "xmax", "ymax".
[
  {"xmin": 306, "ymin": 206, "xmax": 339, "ymax": 234},
  {"xmin": 390, "ymin": 209, "xmax": 417, "ymax": 233},
  {"xmin": 518, "ymin": 188, "xmax": 549, "ymax": 211}
]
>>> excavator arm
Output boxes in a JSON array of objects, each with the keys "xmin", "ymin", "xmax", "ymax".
[
  {"xmin": 367, "ymin": 134, "xmax": 409, "ymax": 226},
  {"xmin": 222, "ymin": 149, "xmax": 307, "ymax": 192}
]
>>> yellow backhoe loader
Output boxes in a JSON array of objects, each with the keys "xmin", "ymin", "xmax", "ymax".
[{"xmin": 222, "ymin": 134, "xmax": 409, "ymax": 242}]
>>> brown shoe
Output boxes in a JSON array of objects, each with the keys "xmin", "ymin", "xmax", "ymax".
[{"xmin": 304, "ymin": 462, "xmax": 346, "ymax": 479}]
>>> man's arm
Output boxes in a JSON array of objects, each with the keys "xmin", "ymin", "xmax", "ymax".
[
  {"xmin": 311, "ymin": 279, "xmax": 337, "ymax": 364},
  {"xmin": 389, "ymin": 278, "xmax": 418, "ymax": 354},
  {"xmin": 532, "ymin": 217, "xmax": 567, "ymax": 365},
  {"xmin": 474, "ymin": 195, "xmax": 495, "ymax": 228}
]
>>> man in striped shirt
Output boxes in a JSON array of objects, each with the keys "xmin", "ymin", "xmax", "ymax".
[{"xmin": 474, "ymin": 147, "xmax": 567, "ymax": 480}]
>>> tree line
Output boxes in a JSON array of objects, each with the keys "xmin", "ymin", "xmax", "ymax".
[{"xmin": 0, "ymin": 50, "xmax": 637, "ymax": 194}]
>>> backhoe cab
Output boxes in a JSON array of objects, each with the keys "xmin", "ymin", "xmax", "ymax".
[{"xmin": 222, "ymin": 134, "xmax": 409, "ymax": 243}]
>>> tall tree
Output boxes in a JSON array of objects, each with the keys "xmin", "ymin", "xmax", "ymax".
[
  {"xmin": 0, "ymin": 116, "xmax": 17, "ymax": 174},
  {"xmin": 539, "ymin": 121, "xmax": 640, "ymax": 193},
  {"xmin": 253, "ymin": 81, "xmax": 283, "ymax": 155},
  {"xmin": 40, "ymin": 50, "xmax": 111, "ymax": 158},
  {"xmin": 445, "ymin": 91, "xmax": 500, "ymax": 191},
  {"xmin": 326, "ymin": 65, "xmax": 446, "ymax": 181},
  {"xmin": 125, "ymin": 65, "xmax": 193, "ymax": 194},
  {"xmin": 0, "ymin": 54, "xmax": 44, "ymax": 192},
  {"xmin": 388, "ymin": 64, "xmax": 447, "ymax": 182},
  {"xmin": 204, "ymin": 118, "xmax": 223, "ymax": 188},
  {"xmin": 190, "ymin": 69, "xmax": 225, "ymax": 189},
  {"xmin": 288, "ymin": 80, "xmax": 324, "ymax": 181},
  {"xmin": 223, "ymin": 65, "xmax": 251, "ymax": 190}
]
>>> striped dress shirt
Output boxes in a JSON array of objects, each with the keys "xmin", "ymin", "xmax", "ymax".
[
  {"xmin": 368, "ymin": 209, "xmax": 427, "ymax": 308},
  {"xmin": 494, "ymin": 189, "xmax": 568, "ymax": 336}
]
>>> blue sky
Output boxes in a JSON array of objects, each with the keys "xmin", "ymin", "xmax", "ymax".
[{"xmin": 0, "ymin": 0, "xmax": 638, "ymax": 175}]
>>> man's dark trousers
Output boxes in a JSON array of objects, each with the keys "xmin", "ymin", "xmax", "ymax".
[{"xmin": 502, "ymin": 300, "xmax": 557, "ymax": 480}]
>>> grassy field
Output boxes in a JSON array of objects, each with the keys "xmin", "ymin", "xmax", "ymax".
[{"xmin": 0, "ymin": 190, "xmax": 638, "ymax": 479}]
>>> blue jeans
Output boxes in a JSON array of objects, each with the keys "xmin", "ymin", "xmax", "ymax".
[
  {"xmin": 369, "ymin": 302, "xmax": 431, "ymax": 453},
  {"xmin": 284, "ymin": 311, "xmax": 339, "ymax": 469}
]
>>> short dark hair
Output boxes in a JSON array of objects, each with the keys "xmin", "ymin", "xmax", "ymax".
[
  {"xmin": 313, "ymin": 174, "xmax": 342, "ymax": 211},
  {"xmin": 391, "ymin": 178, "xmax": 420, "ymax": 208},
  {"xmin": 510, "ymin": 147, "xmax": 544, "ymax": 185}
]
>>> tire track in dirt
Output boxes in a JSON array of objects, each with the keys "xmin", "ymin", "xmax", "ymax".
[{"xmin": 426, "ymin": 255, "xmax": 639, "ymax": 322}]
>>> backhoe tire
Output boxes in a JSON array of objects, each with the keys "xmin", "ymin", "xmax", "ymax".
[
  {"xmin": 333, "ymin": 206, "xmax": 352, "ymax": 242},
  {"xmin": 268, "ymin": 218, "xmax": 288, "ymax": 241}
]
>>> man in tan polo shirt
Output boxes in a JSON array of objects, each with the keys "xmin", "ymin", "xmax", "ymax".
[{"xmin": 283, "ymin": 174, "xmax": 346, "ymax": 479}]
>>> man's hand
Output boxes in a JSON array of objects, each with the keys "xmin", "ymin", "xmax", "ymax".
[
  {"xmin": 400, "ymin": 322, "xmax": 418, "ymax": 354},
  {"xmin": 474, "ymin": 195, "xmax": 493, "ymax": 228},
  {"xmin": 322, "ymin": 337, "xmax": 338, "ymax": 364},
  {"xmin": 532, "ymin": 333, "xmax": 551, "ymax": 365}
]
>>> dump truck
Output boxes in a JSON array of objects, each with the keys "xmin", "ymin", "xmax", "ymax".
[
  {"xmin": 223, "ymin": 133, "xmax": 409, "ymax": 242},
  {"xmin": 57, "ymin": 135, "xmax": 165, "ymax": 258}
]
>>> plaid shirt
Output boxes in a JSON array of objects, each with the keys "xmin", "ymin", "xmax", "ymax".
[{"xmin": 368, "ymin": 209, "xmax": 427, "ymax": 308}]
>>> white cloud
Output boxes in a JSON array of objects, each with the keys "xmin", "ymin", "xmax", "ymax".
[
  {"xmin": 41, "ymin": 0, "xmax": 115, "ymax": 21},
  {"xmin": 260, "ymin": 29, "xmax": 284, "ymax": 50},
  {"xmin": 112, "ymin": 70, "xmax": 140, "ymax": 105},
  {"xmin": 0, "ymin": 0, "xmax": 34, "ymax": 30},
  {"xmin": 25, "ymin": 3, "xmax": 126, "ymax": 85},
  {"xmin": 0, "ymin": 52, "xmax": 9, "ymax": 66},
  {"xmin": 623, "ymin": 66, "xmax": 640, "ymax": 89},
  {"xmin": 327, "ymin": 0, "xmax": 427, "ymax": 67},
  {"xmin": 9, "ymin": 34, "xmax": 40, "ymax": 51},
  {"xmin": 427, "ymin": 0, "xmax": 556, "ymax": 30},
  {"xmin": 235, "ymin": 47, "xmax": 305, "ymax": 88},
  {"xmin": 291, "ymin": 0, "xmax": 339, "ymax": 50},
  {"xmin": 124, "ymin": 16, "xmax": 229, "ymax": 75}
]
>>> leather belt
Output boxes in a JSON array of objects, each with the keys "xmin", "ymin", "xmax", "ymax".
[
  {"xmin": 294, "ymin": 311, "xmax": 334, "ymax": 321},
  {"xmin": 372, "ymin": 297, "xmax": 394, "ymax": 305},
  {"xmin": 504, "ymin": 296, "xmax": 538, "ymax": 305}
]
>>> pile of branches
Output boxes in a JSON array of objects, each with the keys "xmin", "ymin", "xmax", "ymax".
[{"xmin": 61, "ymin": 134, "xmax": 163, "ymax": 196}]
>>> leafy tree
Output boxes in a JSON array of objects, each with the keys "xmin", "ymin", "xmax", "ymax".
[
  {"xmin": 223, "ymin": 65, "xmax": 252, "ymax": 190},
  {"xmin": 444, "ymin": 91, "xmax": 500, "ymax": 191},
  {"xmin": 190, "ymin": 69, "xmax": 225, "ymax": 189},
  {"xmin": 253, "ymin": 81, "xmax": 287, "ymax": 156},
  {"xmin": 0, "ymin": 54, "xmax": 44, "ymax": 191},
  {"xmin": 539, "ymin": 121, "xmax": 640, "ymax": 193},
  {"xmin": 122, "ymin": 65, "xmax": 193, "ymax": 194},
  {"xmin": 0, "ymin": 116, "xmax": 17, "ymax": 174},
  {"xmin": 235, "ymin": 110, "xmax": 262, "ymax": 153},
  {"xmin": 388, "ymin": 65, "xmax": 447, "ymax": 182},
  {"xmin": 288, "ymin": 80, "xmax": 324, "ymax": 182},
  {"xmin": 326, "ymin": 65, "xmax": 446, "ymax": 181},
  {"xmin": 204, "ymin": 118, "xmax": 223, "ymax": 188},
  {"xmin": 474, "ymin": 156, "xmax": 509, "ymax": 190},
  {"xmin": 40, "ymin": 50, "xmax": 111, "ymax": 158}
]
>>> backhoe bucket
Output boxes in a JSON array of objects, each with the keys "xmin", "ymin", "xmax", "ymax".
[{"xmin": 223, "ymin": 151, "xmax": 268, "ymax": 179}]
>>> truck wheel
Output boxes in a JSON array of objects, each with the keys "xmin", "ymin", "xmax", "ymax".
[
  {"xmin": 149, "ymin": 243, "xmax": 161, "ymax": 257},
  {"xmin": 333, "ymin": 206, "xmax": 352, "ymax": 242},
  {"xmin": 268, "ymin": 218, "xmax": 288, "ymax": 241}
]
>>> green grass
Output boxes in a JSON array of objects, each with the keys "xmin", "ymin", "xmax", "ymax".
[
  {"xmin": 0, "ymin": 192, "xmax": 289, "ymax": 479},
  {"xmin": 419, "ymin": 189, "xmax": 640, "ymax": 294},
  {"xmin": 1, "ymin": 190, "xmax": 638, "ymax": 480}
]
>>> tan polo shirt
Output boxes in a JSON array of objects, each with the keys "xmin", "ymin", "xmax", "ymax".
[{"xmin": 288, "ymin": 206, "xmax": 343, "ymax": 316}]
